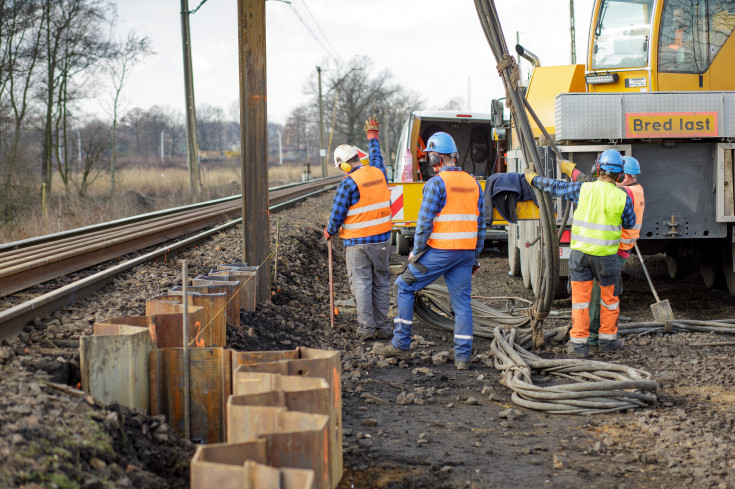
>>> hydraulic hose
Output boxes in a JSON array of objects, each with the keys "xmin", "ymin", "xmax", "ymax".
[{"xmin": 474, "ymin": 0, "xmax": 558, "ymax": 347}]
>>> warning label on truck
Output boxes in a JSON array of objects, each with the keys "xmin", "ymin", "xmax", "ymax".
[{"xmin": 625, "ymin": 112, "xmax": 718, "ymax": 138}]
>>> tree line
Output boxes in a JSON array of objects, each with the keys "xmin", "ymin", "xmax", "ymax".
[{"xmin": 0, "ymin": 0, "xmax": 464, "ymax": 227}]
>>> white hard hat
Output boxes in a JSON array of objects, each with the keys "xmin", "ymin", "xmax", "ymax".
[{"xmin": 334, "ymin": 144, "xmax": 358, "ymax": 168}]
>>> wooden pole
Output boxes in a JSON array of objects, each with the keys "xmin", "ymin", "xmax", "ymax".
[
  {"xmin": 238, "ymin": 0, "xmax": 270, "ymax": 302},
  {"xmin": 180, "ymin": 0, "xmax": 201, "ymax": 197}
]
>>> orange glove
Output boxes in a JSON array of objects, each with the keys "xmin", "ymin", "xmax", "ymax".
[
  {"xmin": 323, "ymin": 227, "xmax": 332, "ymax": 240},
  {"xmin": 364, "ymin": 115, "xmax": 379, "ymax": 140}
]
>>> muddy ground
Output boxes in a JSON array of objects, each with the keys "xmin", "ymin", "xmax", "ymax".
[{"xmin": 1, "ymin": 191, "xmax": 735, "ymax": 488}]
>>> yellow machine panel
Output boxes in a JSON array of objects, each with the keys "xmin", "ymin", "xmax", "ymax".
[{"xmin": 525, "ymin": 64, "xmax": 586, "ymax": 139}]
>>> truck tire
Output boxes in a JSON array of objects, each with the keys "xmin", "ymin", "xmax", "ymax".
[
  {"xmin": 520, "ymin": 222, "xmax": 532, "ymax": 289},
  {"xmin": 508, "ymin": 225, "xmax": 521, "ymax": 277},
  {"xmin": 699, "ymin": 242, "xmax": 725, "ymax": 289},
  {"xmin": 723, "ymin": 244, "xmax": 735, "ymax": 296},
  {"xmin": 395, "ymin": 231, "xmax": 411, "ymax": 256},
  {"xmin": 529, "ymin": 224, "xmax": 542, "ymax": 296}
]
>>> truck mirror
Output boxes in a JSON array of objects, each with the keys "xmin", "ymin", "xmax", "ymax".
[{"xmin": 491, "ymin": 99, "xmax": 504, "ymax": 127}]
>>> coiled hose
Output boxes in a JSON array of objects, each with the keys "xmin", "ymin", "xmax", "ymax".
[
  {"xmin": 415, "ymin": 285, "xmax": 570, "ymax": 350},
  {"xmin": 491, "ymin": 327, "xmax": 659, "ymax": 414},
  {"xmin": 474, "ymin": 0, "xmax": 559, "ymax": 347}
]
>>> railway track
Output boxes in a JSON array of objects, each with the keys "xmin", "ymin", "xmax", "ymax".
[{"xmin": 0, "ymin": 177, "xmax": 340, "ymax": 338}]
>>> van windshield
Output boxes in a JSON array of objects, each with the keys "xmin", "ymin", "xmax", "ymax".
[{"xmin": 592, "ymin": 0, "xmax": 654, "ymax": 69}]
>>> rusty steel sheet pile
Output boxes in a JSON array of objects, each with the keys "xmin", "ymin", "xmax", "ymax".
[{"xmin": 78, "ymin": 262, "xmax": 344, "ymax": 488}]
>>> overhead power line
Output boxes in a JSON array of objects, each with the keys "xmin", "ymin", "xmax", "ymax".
[{"xmin": 288, "ymin": 0, "xmax": 342, "ymax": 65}]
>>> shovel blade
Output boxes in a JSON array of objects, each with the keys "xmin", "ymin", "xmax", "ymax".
[{"xmin": 650, "ymin": 299, "xmax": 674, "ymax": 322}]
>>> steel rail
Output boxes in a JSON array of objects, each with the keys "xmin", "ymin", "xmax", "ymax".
[
  {"xmin": 0, "ymin": 177, "xmax": 340, "ymax": 298},
  {"xmin": 0, "ymin": 177, "xmax": 339, "ymax": 338}
]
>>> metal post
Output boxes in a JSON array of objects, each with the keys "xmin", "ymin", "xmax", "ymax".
[
  {"xmin": 180, "ymin": 0, "xmax": 201, "ymax": 197},
  {"xmin": 317, "ymin": 66, "xmax": 326, "ymax": 177},
  {"xmin": 277, "ymin": 130, "xmax": 283, "ymax": 165},
  {"xmin": 181, "ymin": 260, "xmax": 190, "ymax": 440},
  {"xmin": 160, "ymin": 130, "xmax": 165, "ymax": 163},
  {"xmin": 238, "ymin": 0, "xmax": 270, "ymax": 302},
  {"xmin": 77, "ymin": 131, "xmax": 81, "ymax": 170},
  {"xmin": 570, "ymin": 0, "xmax": 576, "ymax": 64}
]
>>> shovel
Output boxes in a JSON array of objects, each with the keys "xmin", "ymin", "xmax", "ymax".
[
  {"xmin": 327, "ymin": 236, "xmax": 335, "ymax": 329},
  {"xmin": 634, "ymin": 243, "xmax": 674, "ymax": 324}
]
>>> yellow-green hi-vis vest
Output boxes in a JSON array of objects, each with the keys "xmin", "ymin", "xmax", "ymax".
[{"xmin": 571, "ymin": 181, "xmax": 627, "ymax": 256}]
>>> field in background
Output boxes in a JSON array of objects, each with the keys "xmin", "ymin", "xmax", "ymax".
[{"xmin": 0, "ymin": 161, "xmax": 340, "ymax": 244}]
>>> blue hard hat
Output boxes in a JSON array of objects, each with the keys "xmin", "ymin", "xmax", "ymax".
[
  {"xmin": 597, "ymin": 149, "xmax": 623, "ymax": 173},
  {"xmin": 622, "ymin": 156, "xmax": 641, "ymax": 175},
  {"xmin": 424, "ymin": 132, "xmax": 458, "ymax": 154}
]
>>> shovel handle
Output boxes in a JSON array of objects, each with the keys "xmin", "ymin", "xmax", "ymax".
[
  {"xmin": 328, "ymin": 237, "xmax": 335, "ymax": 329},
  {"xmin": 634, "ymin": 243, "xmax": 661, "ymax": 302}
]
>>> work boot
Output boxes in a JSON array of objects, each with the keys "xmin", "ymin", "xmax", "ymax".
[
  {"xmin": 455, "ymin": 360, "xmax": 470, "ymax": 370},
  {"xmin": 357, "ymin": 327, "xmax": 376, "ymax": 341},
  {"xmin": 599, "ymin": 338, "xmax": 623, "ymax": 352},
  {"xmin": 566, "ymin": 342, "xmax": 590, "ymax": 358},
  {"xmin": 372, "ymin": 342, "xmax": 410, "ymax": 360},
  {"xmin": 376, "ymin": 328, "xmax": 393, "ymax": 340}
]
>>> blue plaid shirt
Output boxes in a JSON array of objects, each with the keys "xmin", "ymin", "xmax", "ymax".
[
  {"xmin": 531, "ymin": 176, "xmax": 637, "ymax": 230},
  {"xmin": 413, "ymin": 167, "xmax": 486, "ymax": 259},
  {"xmin": 326, "ymin": 138, "xmax": 391, "ymax": 246}
]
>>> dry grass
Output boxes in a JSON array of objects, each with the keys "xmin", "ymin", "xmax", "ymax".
[{"xmin": 0, "ymin": 162, "xmax": 328, "ymax": 244}]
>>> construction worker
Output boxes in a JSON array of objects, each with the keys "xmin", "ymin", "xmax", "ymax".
[
  {"xmin": 324, "ymin": 115, "xmax": 392, "ymax": 341},
  {"xmin": 528, "ymin": 149, "xmax": 637, "ymax": 357},
  {"xmin": 373, "ymin": 132, "xmax": 486, "ymax": 369},
  {"xmin": 559, "ymin": 155, "xmax": 645, "ymax": 347}
]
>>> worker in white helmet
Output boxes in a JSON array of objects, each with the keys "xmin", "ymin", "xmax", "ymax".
[{"xmin": 324, "ymin": 115, "xmax": 393, "ymax": 340}]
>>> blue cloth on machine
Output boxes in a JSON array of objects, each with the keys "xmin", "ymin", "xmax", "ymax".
[{"xmin": 483, "ymin": 172, "xmax": 537, "ymax": 224}]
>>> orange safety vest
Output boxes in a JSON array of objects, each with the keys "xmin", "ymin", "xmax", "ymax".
[
  {"xmin": 618, "ymin": 183, "xmax": 645, "ymax": 253},
  {"xmin": 427, "ymin": 170, "xmax": 480, "ymax": 250},
  {"xmin": 339, "ymin": 166, "xmax": 392, "ymax": 239}
]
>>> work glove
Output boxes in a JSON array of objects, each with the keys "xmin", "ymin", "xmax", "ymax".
[
  {"xmin": 408, "ymin": 251, "xmax": 414, "ymax": 261},
  {"xmin": 559, "ymin": 159, "xmax": 576, "ymax": 178},
  {"xmin": 364, "ymin": 115, "xmax": 379, "ymax": 140},
  {"xmin": 472, "ymin": 261, "xmax": 480, "ymax": 275},
  {"xmin": 524, "ymin": 168, "xmax": 539, "ymax": 187},
  {"xmin": 323, "ymin": 227, "xmax": 332, "ymax": 240}
]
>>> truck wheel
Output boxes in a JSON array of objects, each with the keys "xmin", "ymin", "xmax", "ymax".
[
  {"xmin": 699, "ymin": 242, "xmax": 725, "ymax": 289},
  {"xmin": 520, "ymin": 222, "xmax": 532, "ymax": 289},
  {"xmin": 723, "ymin": 244, "xmax": 735, "ymax": 296},
  {"xmin": 529, "ymin": 224, "xmax": 542, "ymax": 297},
  {"xmin": 508, "ymin": 225, "xmax": 521, "ymax": 277},
  {"xmin": 665, "ymin": 253, "xmax": 696, "ymax": 280},
  {"xmin": 395, "ymin": 231, "xmax": 411, "ymax": 256}
]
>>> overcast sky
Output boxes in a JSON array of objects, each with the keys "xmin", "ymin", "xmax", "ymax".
[{"xmin": 106, "ymin": 0, "xmax": 594, "ymax": 125}]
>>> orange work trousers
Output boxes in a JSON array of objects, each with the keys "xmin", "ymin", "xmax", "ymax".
[{"xmin": 568, "ymin": 250, "xmax": 621, "ymax": 343}]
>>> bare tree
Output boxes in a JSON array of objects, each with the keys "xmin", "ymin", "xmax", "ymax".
[
  {"xmin": 72, "ymin": 117, "xmax": 109, "ymax": 196},
  {"xmin": 102, "ymin": 29, "xmax": 152, "ymax": 196},
  {"xmin": 39, "ymin": 0, "xmax": 112, "ymax": 196}
]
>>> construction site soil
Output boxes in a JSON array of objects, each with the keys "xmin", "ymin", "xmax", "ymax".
[{"xmin": 2, "ymin": 191, "xmax": 735, "ymax": 489}]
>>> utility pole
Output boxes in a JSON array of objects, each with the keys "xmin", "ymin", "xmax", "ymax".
[
  {"xmin": 77, "ymin": 131, "xmax": 81, "ymax": 170},
  {"xmin": 238, "ymin": 0, "xmax": 270, "ymax": 301},
  {"xmin": 317, "ymin": 66, "xmax": 326, "ymax": 177},
  {"xmin": 570, "ymin": 0, "xmax": 577, "ymax": 64},
  {"xmin": 180, "ymin": 0, "xmax": 201, "ymax": 197},
  {"xmin": 160, "ymin": 130, "xmax": 165, "ymax": 162}
]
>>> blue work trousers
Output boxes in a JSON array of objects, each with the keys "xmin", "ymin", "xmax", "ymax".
[{"xmin": 392, "ymin": 248, "xmax": 475, "ymax": 361}]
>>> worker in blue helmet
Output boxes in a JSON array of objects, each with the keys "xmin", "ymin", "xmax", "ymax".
[
  {"xmin": 527, "ymin": 148, "xmax": 637, "ymax": 357},
  {"xmin": 373, "ymin": 132, "xmax": 486, "ymax": 370},
  {"xmin": 559, "ymin": 153, "xmax": 645, "ymax": 348}
]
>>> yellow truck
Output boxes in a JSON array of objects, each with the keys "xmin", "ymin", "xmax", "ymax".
[{"xmin": 388, "ymin": 110, "xmax": 512, "ymax": 255}]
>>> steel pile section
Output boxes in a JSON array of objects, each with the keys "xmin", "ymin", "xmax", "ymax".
[
  {"xmin": 231, "ymin": 347, "xmax": 343, "ymax": 487},
  {"xmin": 226, "ymin": 405, "xmax": 330, "ymax": 489},
  {"xmin": 191, "ymin": 440, "xmax": 315, "ymax": 489}
]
